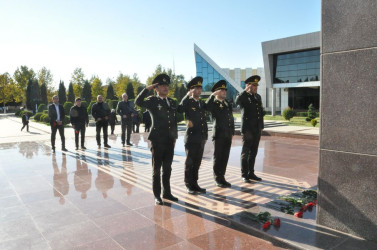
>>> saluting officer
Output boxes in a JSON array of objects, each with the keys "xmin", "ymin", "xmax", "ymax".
[
  {"xmin": 235, "ymin": 75, "xmax": 264, "ymax": 182},
  {"xmin": 135, "ymin": 73, "xmax": 179, "ymax": 205},
  {"xmin": 177, "ymin": 76, "xmax": 208, "ymax": 195},
  {"xmin": 206, "ymin": 80, "xmax": 235, "ymax": 187}
]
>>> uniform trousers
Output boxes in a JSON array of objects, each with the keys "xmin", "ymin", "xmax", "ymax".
[
  {"xmin": 51, "ymin": 124, "xmax": 65, "ymax": 149},
  {"xmin": 213, "ymin": 137, "xmax": 232, "ymax": 182},
  {"xmin": 151, "ymin": 140, "xmax": 175, "ymax": 197},
  {"xmin": 241, "ymin": 130, "xmax": 261, "ymax": 178},
  {"xmin": 184, "ymin": 140, "xmax": 206, "ymax": 187}
]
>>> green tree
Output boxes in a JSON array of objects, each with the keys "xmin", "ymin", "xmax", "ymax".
[
  {"xmin": 71, "ymin": 68, "xmax": 85, "ymax": 98},
  {"xmin": 58, "ymin": 81, "xmax": 67, "ymax": 104},
  {"xmin": 40, "ymin": 83, "xmax": 48, "ymax": 105},
  {"xmin": 14, "ymin": 66, "xmax": 36, "ymax": 103},
  {"xmin": 146, "ymin": 65, "xmax": 185, "ymax": 98},
  {"xmin": 37, "ymin": 67, "xmax": 53, "ymax": 88},
  {"xmin": 31, "ymin": 79, "xmax": 41, "ymax": 112},
  {"xmin": 306, "ymin": 103, "xmax": 317, "ymax": 121},
  {"xmin": 106, "ymin": 83, "xmax": 116, "ymax": 100},
  {"xmin": 91, "ymin": 77, "xmax": 103, "ymax": 99},
  {"xmin": 67, "ymin": 82, "xmax": 75, "ymax": 103},
  {"xmin": 137, "ymin": 85, "xmax": 144, "ymax": 95},
  {"xmin": 114, "ymin": 73, "xmax": 131, "ymax": 98},
  {"xmin": 26, "ymin": 79, "xmax": 33, "ymax": 110},
  {"xmin": 126, "ymin": 82, "xmax": 135, "ymax": 99},
  {"xmin": 82, "ymin": 80, "xmax": 92, "ymax": 102}
]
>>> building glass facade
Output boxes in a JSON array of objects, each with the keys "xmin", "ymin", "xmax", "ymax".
[
  {"xmin": 195, "ymin": 52, "xmax": 239, "ymax": 102},
  {"xmin": 273, "ymin": 49, "xmax": 320, "ymax": 84}
]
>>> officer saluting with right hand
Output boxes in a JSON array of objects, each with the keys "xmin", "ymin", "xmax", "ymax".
[{"xmin": 135, "ymin": 74, "xmax": 178, "ymax": 205}]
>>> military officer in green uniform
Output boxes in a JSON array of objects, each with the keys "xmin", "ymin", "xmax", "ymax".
[
  {"xmin": 135, "ymin": 73, "xmax": 179, "ymax": 205},
  {"xmin": 235, "ymin": 75, "xmax": 264, "ymax": 182},
  {"xmin": 177, "ymin": 76, "xmax": 208, "ymax": 195},
  {"xmin": 206, "ymin": 80, "xmax": 235, "ymax": 187}
]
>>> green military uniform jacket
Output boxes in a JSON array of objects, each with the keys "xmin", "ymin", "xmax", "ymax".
[
  {"xmin": 235, "ymin": 91, "xmax": 264, "ymax": 134},
  {"xmin": 177, "ymin": 95, "xmax": 208, "ymax": 144},
  {"xmin": 206, "ymin": 95, "xmax": 235, "ymax": 139},
  {"xmin": 135, "ymin": 88, "xmax": 178, "ymax": 143}
]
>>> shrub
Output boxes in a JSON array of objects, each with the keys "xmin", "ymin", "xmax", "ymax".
[
  {"xmin": 15, "ymin": 109, "xmax": 23, "ymax": 117},
  {"xmin": 34, "ymin": 112, "xmax": 43, "ymax": 121},
  {"xmin": 20, "ymin": 110, "xmax": 33, "ymax": 117},
  {"xmin": 43, "ymin": 110, "xmax": 48, "ymax": 114},
  {"xmin": 306, "ymin": 104, "xmax": 317, "ymax": 121},
  {"xmin": 87, "ymin": 101, "xmax": 96, "ymax": 114},
  {"xmin": 282, "ymin": 107, "xmax": 295, "ymax": 121},
  {"xmin": 63, "ymin": 102, "xmax": 73, "ymax": 115},
  {"xmin": 40, "ymin": 114, "xmax": 49, "ymax": 123},
  {"xmin": 38, "ymin": 104, "xmax": 47, "ymax": 112},
  {"xmin": 311, "ymin": 118, "xmax": 318, "ymax": 127},
  {"xmin": 64, "ymin": 115, "xmax": 70, "ymax": 125},
  {"xmin": 80, "ymin": 101, "xmax": 88, "ymax": 109},
  {"xmin": 296, "ymin": 112, "xmax": 308, "ymax": 117}
]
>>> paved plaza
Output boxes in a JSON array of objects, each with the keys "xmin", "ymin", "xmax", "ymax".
[{"xmin": 3, "ymin": 114, "xmax": 371, "ymax": 249}]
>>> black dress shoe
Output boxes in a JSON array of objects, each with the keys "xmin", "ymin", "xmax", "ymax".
[
  {"xmin": 162, "ymin": 194, "xmax": 178, "ymax": 202},
  {"xmin": 75, "ymin": 147, "xmax": 79, "ymax": 150},
  {"xmin": 193, "ymin": 184, "xmax": 206, "ymax": 193},
  {"xmin": 216, "ymin": 182, "xmax": 226, "ymax": 188},
  {"xmin": 98, "ymin": 145, "xmax": 101, "ymax": 149},
  {"xmin": 81, "ymin": 146, "xmax": 87, "ymax": 150},
  {"xmin": 104, "ymin": 144, "xmax": 111, "ymax": 148},
  {"xmin": 186, "ymin": 186, "xmax": 197, "ymax": 195},
  {"xmin": 62, "ymin": 148, "xmax": 68, "ymax": 152},
  {"xmin": 126, "ymin": 142, "xmax": 133, "ymax": 146},
  {"xmin": 249, "ymin": 174, "xmax": 262, "ymax": 181},
  {"xmin": 223, "ymin": 180, "xmax": 231, "ymax": 188},
  {"xmin": 242, "ymin": 178, "xmax": 251, "ymax": 183},
  {"xmin": 155, "ymin": 197, "xmax": 164, "ymax": 205},
  {"xmin": 122, "ymin": 143, "xmax": 125, "ymax": 147},
  {"xmin": 52, "ymin": 148, "xmax": 56, "ymax": 153}
]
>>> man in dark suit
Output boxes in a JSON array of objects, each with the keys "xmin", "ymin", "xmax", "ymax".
[
  {"xmin": 21, "ymin": 112, "xmax": 29, "ymax": 132},
  {"xmin": 48, "ymin": 95, "xmax": 67, "ymax": 153},
  {"xmin": 135, "ymin": 73, "xmax": 178, "ymax": 205},
  {"xmin": 206, "ymin": 80, "xmax": 235, "ymax": 187},
  {"xmin": 177, "ymin": 76, "xmax": 207, "ymax": 194},
  {"xmin": 70, "ymin": 97, "xmax": 89, "ymax": 150},
  {"xmin": 116, "ymin": 93, "xmax": 134, "ymax": 146},
  {"xmin": 235, "ymin": 75, "xmax": 264, "ymax": 182},
  {"xmin": 91, "ymin": 95, "xmax": 111, "ymax": 149}
]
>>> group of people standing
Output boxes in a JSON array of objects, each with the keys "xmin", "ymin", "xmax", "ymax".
[
  {"xmin": 47, "ymin": 92, "xmax": 147, "ymax": 152},
  {"xmin": 135, "ymin": 73, "xmax": 264, "ymax": 205},
  {"xmin": 44, "ymin": 72, "xmax": 264, "ymax": 206}
]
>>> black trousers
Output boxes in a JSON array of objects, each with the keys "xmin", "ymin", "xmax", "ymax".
[
  {"xmin": 74, "ymin": 125, "xmax": 86, "ymax": 148},
  {"xmin": 184, "ymin": 140, "xmax": 206, "ymax": 187},
  {"xmin": 109, "ymin": 122, "xmax": 115, "ymax": 134},
  {"xmin": 241, "ymin": 130, "xmax": 261, "ymax": 178},
  {"xmin": 121, "ymin": 119, "xmax": 132, "ymax": 144},
  {"xmin": 96, "ymin": 120, "xmax": 109, "ymax": 146},
  {"xmin": 145, "ymin": 123, "xmax": 151, "ymax": 132},
  {"xmin": 151, "ymin": 140, "xmax": 175, "ymax": 198},
  {"xmin": 21, "ymin": 122, "xmax": 29, "ymax": 131},
  {"xmin": 133, "ymin": 123, "xmax": 139, "ymax": 133},
  {"xmin": 213, "ymin": 137, "xmax": 232, "ymax": 183},
  {"xmin": 51, "ymin": 124, "xmax": 65, "ymax": 149}
]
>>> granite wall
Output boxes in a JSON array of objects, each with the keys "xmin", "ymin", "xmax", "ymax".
[{"xmin": 318, "ymin": 0, "xmax": 377, "ymax": 241}]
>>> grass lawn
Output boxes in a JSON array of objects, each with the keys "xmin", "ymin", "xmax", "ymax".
[{"xmin": 233, "ymin": 113, "xmax": 320, "ymax": 127}]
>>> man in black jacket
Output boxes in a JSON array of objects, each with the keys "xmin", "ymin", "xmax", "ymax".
[
  {"xmin": 21, "ymin": 112, "xmax": 29, "ymax": 132},
  {"xmin": 116, "ymin": 93, "xmax": 134, "ymax": 146},
  {"xmin": 70, "ymin": 97, "xmax": 89, "ymax": 150},
  {"xmin": 235, "ymin": 75, "xmax": 264, "ymax": 182},
  {"xmin": 206, "ymin": 80, "xmax": 235, "ymax": 187},
  {"xmin": 177, "ymin": 76, "xmax": 207, "ymax": 194},
  {"xmin": 91, "ymin": 95, "xmax": 111, "ymax": 149},
  {"xmin": 48, "ymin": 95, "xmax": 67, "ymax": 153},
  {"xmin": 135, "ymin": 73, "xmax": 178, "ymax": 205}
]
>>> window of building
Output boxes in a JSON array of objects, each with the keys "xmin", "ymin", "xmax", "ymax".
[{"xmin": 273, "ymin": 49, "xmax": 320, "ymax": 84}]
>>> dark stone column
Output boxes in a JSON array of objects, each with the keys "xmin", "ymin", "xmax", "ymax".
[{"xmin": 319, "ymin": 0, "xmax": 377, "ymax": 241}]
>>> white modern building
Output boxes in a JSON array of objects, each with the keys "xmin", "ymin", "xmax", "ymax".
[{"xmin": 262, "ymin": 31, "xmax": 320, "ymax": 115}]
